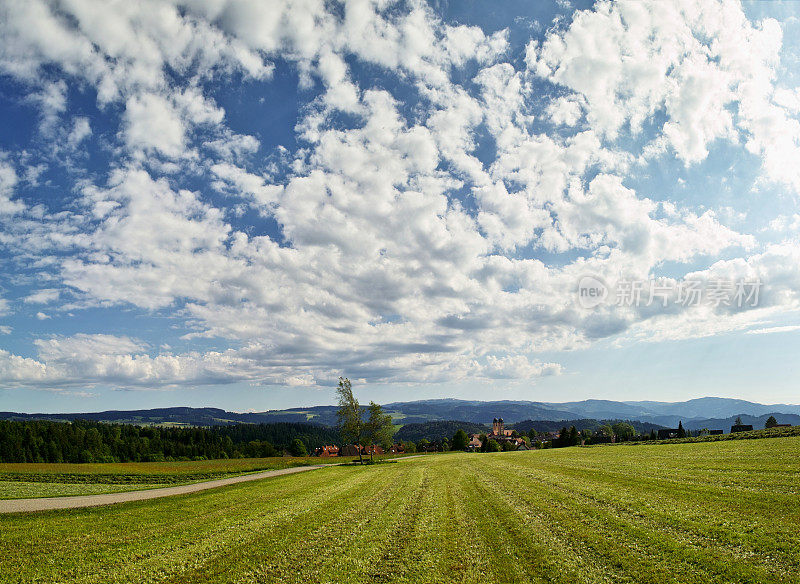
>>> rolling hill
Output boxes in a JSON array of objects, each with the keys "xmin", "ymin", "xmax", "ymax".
[{"xmin": 2, "ymin": 397, "xmax": 798, "ymax": 432}]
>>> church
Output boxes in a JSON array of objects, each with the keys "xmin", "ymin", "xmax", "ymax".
[
  {"xmin": 491, "ymin": 417, "xmax": 514, "ymax": 437},
  {"xmin": 468, "ymin": 417, "xmax": 528, "ymax": 450}
]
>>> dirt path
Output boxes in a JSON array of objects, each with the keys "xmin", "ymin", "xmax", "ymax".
[{"xmin": 0, "ymin": 465, "xmax": 324, "ymax": 514}]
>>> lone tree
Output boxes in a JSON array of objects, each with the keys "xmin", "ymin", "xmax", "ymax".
[
  {"xmin": 677, "ymin": 420, "xmax": 686, "ymax": 438},
  {"xmin": 765, "ymin": 415, "xmax": 778, "ymax": 428},
  {"xmin": 364, "ymin": 401, "xmax": 394, "ymax": 462},
  {"xmin": 452, "ymin": 429, "xmax": 469, "ymax": 451},
  {"xmin": 735, "ymin": 416, "xmax": 743, "ymax": 426},
  {"xmin": 336, "ymin": 377, "xmax": 365, "ymax": 464}
]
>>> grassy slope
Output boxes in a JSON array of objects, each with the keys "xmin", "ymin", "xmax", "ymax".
[{"xmin": 1, "ymin": 440, "xmax": 799, "ymax": 583}]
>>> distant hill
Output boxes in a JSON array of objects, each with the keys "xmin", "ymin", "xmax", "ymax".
[
  {"xmin": 3, "ymin": 397, "xmax": 799, "ymax": 431},
  {"xmin": 394, "ymin": 420, "xmax": 489, "ymax": 442},
  {"xmin": 539, "ymin": 397, "xmax": 800, "ymax": 423},
  {"xmin": 511, "ymin": 419, "xmax": 665, "ymax": 435},
  {"xmin": 680, "ymin": 413, "xmax": 800, "ymax": 432},
  {"xmin": 380, "ymin": 399, "xmax": 581, "ymax": 423},
  {"xmin": 0, "ymin": 407, "xmax": 343, "ymax": 427}
]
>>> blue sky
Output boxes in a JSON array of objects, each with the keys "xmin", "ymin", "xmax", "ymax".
[{"xmin": 2, "ymin": 0, "xmax": 800, "ymax": 413}]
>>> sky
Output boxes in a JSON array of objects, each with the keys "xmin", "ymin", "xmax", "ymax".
[{"xmin": 1, "ymin": 0, "xmax": 800, "ymax": 413}]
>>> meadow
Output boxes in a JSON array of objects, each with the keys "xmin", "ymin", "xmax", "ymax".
[
  {"xmin": 0, "ymin": 455, "xmax": 373, "ymax": 499},
  {"xmin": 1, "ymin": 438, "xmax": 799, "ymax": 583}
]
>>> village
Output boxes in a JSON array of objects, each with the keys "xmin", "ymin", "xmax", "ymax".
[
  {"xmin": 311, "ymin": 415, "xmax": 780, "ymax": 457},
  {"xmin": 312, "ymin": 417, "xmax": 543, "ymax": 457}
]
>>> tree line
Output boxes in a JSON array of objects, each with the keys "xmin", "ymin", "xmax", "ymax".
[{"xmin": 0, "ymin": 419, "xmax": 340, "ymax": 463}]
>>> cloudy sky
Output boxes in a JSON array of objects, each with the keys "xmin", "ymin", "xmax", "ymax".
[{"xmin": 1, "ymin": 0, "xmax": 800, "ymax": 413}]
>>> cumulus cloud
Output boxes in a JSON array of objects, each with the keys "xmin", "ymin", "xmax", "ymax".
[
  {"xmin": 530, "ymin": 0, "xmax": 800, "ymax": 188},
  {"xmin": 0, "ymin": 0, "xmax": 798, "ymax": 392},
  {"xmin": 123, "ymin": 93, "xmax": 186, "ymax": 158}
]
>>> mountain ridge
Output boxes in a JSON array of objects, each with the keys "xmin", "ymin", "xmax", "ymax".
[{"xmin": 2, "ymin": 396, "xmax": 799, "ymax": 429}]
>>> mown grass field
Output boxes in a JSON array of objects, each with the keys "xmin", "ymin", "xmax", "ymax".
[
  {"xmin": 2, "ymin": 438, "xmax": 799, "ymax": 583},
  {"xmin": 0, "ymin": 455, "xmax": 405, "ymax": 497}
]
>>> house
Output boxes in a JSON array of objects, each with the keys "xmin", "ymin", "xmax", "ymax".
[
  {"xmin": 418, "ymin": 441, "xmax": 443, "ymax": 452},
  {"xmin": 363, "ymin": 444, "xmax": 384, "ymax": 456},
  {"xmin": 313, "ymin": 445, "xmax": 340, "ymax": 457},
  {"xmin": 530, "ymin": 431, "xmax": 560, "ymax": 444},
  {"xmin": 389, "ymin": 443, "xmax": 405, "ymax": 454},
  {"xmin": 772, "ymin": 423, "xmax": 792, "ymax": 428},
  {"xmin": 467, "ymin": 434, "xmax": 483, "ymax": 450},
  {"xmin": 709, "ymin": 429, "xmax": 723, "ymax": 435},
  {"xmin": 657, "ymin": 428, "xmax": 680, "ymax": 439},
  {"xmin": 339, "ymin": 444, "xmax": 362, "ymax": 457},
  {"xmin": 505, "ymin": 437, "xmax": 528, "ymax": 450},
  {"xmin": 731, "ymin": 424, "xmax": 753, "ymax": 433}
]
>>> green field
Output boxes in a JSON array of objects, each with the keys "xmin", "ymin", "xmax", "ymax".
[
  {"xmin": 2, "ymin": 438, "xmax": 799, "ymax": 583},
  {"xmin": 0, "ymin": 480, "xmax": 173, "ymax": 499},
  {"xmin": 0, "ymin": 457, "xmax": 316, "ymax": 499},
  {"xmin": 0, "ymin": 454, "xmax": 416, "ymax": 499}
]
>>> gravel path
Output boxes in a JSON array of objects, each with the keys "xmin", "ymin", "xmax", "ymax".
[{"xmin": 0, "ymin": 465, "xmax": 324, "ymax": 514}]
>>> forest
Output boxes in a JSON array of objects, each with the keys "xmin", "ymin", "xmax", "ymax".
[{"xmin": 0, "ymin": 420, "xmax": 340, "ymax": 463}]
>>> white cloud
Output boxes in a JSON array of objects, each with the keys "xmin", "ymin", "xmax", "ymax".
[
  {"xmin": 483, "ymin": 355, "xmax": 563, "ymax": 380},
  {"xmin": 531, "ymin": 0, "xmax": 800, "ymax": 189},
  {"xmin": 24, "ymin": 289, "xmax": 60, "ymax": 304},
  {"xmin": 0, "ymin": 158, "xmax": 24, "ymax": 215},
  {"xmin": 123, "ymin": 93, "xmax": 186, "ymax": 158},
  {"xmin": 67, "ymin": 117, "xmax": 92, "ymax": 148},
  {"xmin": 746, "ymin": 324, "xmax": 800, "ymax": 335},
  {"xmin": 0, "ymin": 0, "xmax": 798, "ymax": 392}
]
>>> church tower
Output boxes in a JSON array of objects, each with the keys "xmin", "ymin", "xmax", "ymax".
[{"xmin": 492, "ymin": 417, "xmax": 504, "ymax": 436}]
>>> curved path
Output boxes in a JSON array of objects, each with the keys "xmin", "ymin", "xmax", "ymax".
[{"xmin": 0, "ymin": 465, "xmax": 324, "ymax": 514}]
